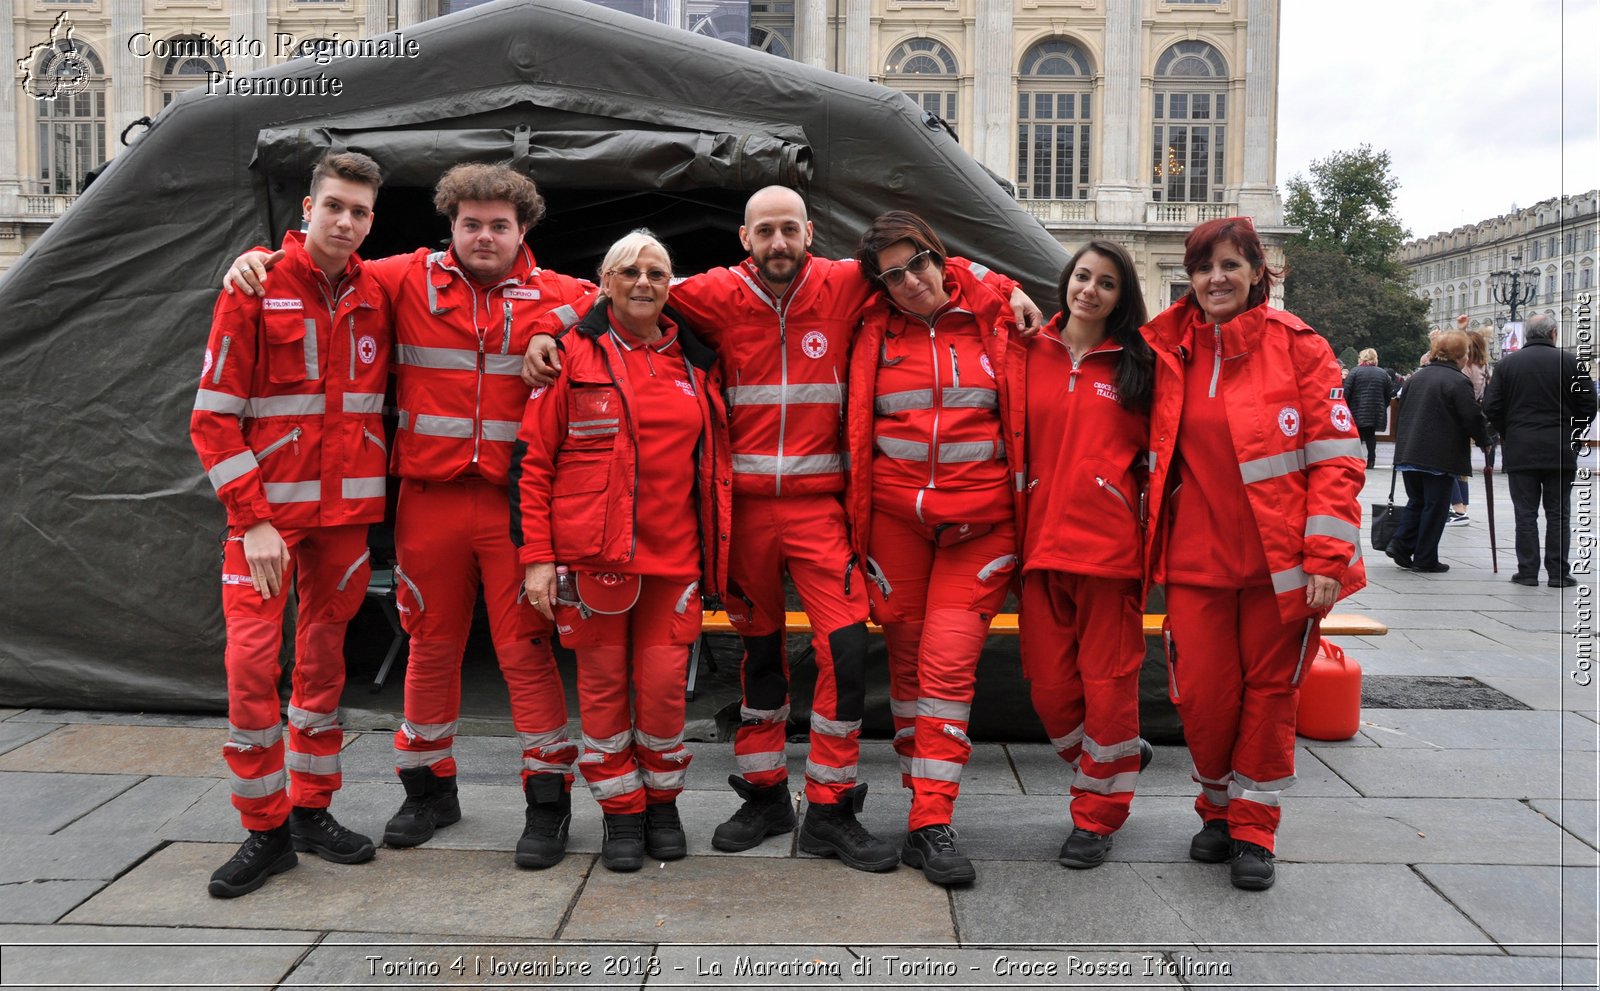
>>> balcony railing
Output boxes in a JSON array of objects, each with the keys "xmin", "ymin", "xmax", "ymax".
[
  {"xmin": 1018, "ymin": 199, "xmax": 1096, "ymax": 224},
  {"xmin": 1146, "ymin": 202, "xmax": 1236, "ymax": 225},
  {"xmin": 21, "ymin": 194, "xmax": 75, "ymax": 217}
]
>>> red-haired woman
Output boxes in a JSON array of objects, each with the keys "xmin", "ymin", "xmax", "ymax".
[
  {"xmin": 845, "ymin": 211, "xmax": 1025, "ymax": 887},
  {"xmin": 1019, "ymin": 240, "xmax": 1155, "ymax": 869},
  {"xmin": 1143, "ymin": 217, "xmax": 1366, "ymax": 890}
]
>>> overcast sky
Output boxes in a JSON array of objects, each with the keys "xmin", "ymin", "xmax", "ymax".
[{"xmin": 1276, "ymin": 0, "xmax": 1599, "ymax": 242}]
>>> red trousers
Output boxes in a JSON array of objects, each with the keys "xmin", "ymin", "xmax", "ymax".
[
  {"xmin": 221, "ymin": 523, "xmax": 369, "ymax": 831},
  {"xmin": 392, "ymin": 478, "xmax": 573, "ymax": 786},
  {"xmin": 1164, "ymin": 583, "xmax": 1320, "ymax": 851},
  {"xmin": 557, "ymin": 574, "xmax": 701, "ymax": 813},
  {"xmin": 868, "ymin": 512, "xmax": 1016, "ymax": 830},
  {"xmin": 1021, "ymin": 571, "xmax": 1146, "ymax": 834},
  {"xmin": 725, "ymin": 494, "xmax": 869, "ymax": 804}
]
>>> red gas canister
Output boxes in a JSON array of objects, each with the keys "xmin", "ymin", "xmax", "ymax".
[{"xmin": 1296, "ymin": 638, "xmax": 1363, "ymax": 741}]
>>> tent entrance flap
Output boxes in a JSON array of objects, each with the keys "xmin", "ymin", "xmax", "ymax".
[{"xmin": 252, "ymin": 125, "xmax": 813, "ymax": 195}]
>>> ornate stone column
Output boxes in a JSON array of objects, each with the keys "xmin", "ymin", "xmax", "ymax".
[
  {"xmin": 230, "ymin": 0, "xmax": 268, "ymax": 73},
  {"xmin": 970, "ymin": 0, "xmax": 1014, "ymax": 174},
  {"xmin": 0, "ymin": 11, "xmax": 22, "ymax": 213},
  {"xmin": 1237, "ymin": 0, "xmax": 1282, "ymax": 224},
  {"xmin": 1095, "ymin": 0, "xmax": 1144, "ymax": 224},
  {"xmin": 398, "ymin": 1, "xmax": 430, "ymax": 28},
  {"xmin": 843, "ymin": 0, "xmax": 870, "ymax": 79},
  {"xmin": 109, "ymin": 0, "xmax": 145, "ymax": 163},
  {"xmin": 795, "ymin": 0, "xmax": 827, "ymax": 68}
]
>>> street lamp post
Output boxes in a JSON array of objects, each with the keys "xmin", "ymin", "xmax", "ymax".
[{"xmin": 1489, "ymin": 252, "xmax": 1539, "ymax": 361}]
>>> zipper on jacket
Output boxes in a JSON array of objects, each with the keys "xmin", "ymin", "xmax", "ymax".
[
  {"xmin": 775, "ymin": 308, "xmax": 788, "ymax": 496},
  {"xmin": 502, "ymin": 302, "xmax": 514, "ymax": 354},
  {"xmin": 255, "ymin": 426, "xmax": 302, "ymax": 461},
  {"xmin": 948, "ymin": 344, "xmax": 960, "ymax": 388},
  {"xmin": 924, "ymin": 325, "xmax": 943, "ymax": 493},
  {"xmin": 1096, "ymin": 476, "xmax": 1134, "ymax": 515},
  {"xmin": 363, "ymin": 427, "xmax": 386, "ymax": 452},
  {"xmin": 213, "ymin": 335, "xmax": 232, "ymax": 385},
  {"xmin": 471, "ymin": 287, "xmax": 486, "ymax": 464},
  {"xmin": 596, "ymin": 336, "xmax": 641, "ymax": 562},
  {"xmin": 1208, "ymin": 323, "xmax": 1222, "ymax": 398}
]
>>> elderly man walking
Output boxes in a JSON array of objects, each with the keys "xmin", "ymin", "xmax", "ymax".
[{"xmin": 1483, "ymin": 314, "xmax": 1597, "ymax": 588}]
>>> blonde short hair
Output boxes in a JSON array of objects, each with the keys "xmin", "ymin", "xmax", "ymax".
[
  {"xmin": 1358, "ymin": 348, "xmax": 1378, "ymax": 365},
  {"xmin": 597, "ymin": 229, "xmax": 672, "ymax": 281}
]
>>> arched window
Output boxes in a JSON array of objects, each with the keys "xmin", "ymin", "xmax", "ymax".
[
  {"xmin": 884, "ymin": 38, "xmax": 959, "ymax": 126},
  {"xmin": 161, "ymin": 37, "xmax": 226, "ymax": 107},
  {"xmin": 1152, "ymin": 40, "xmax": 1227, "ymax": 203},
  {"xmin": 689, "ymin": 13, "xmax": 792, "ymax": 59},
  {"xmin": 1015, "ymin": 38, "xmax": 1092, "ymax": 201},
  {"xmin": 31, "ymin": 39, "xmax": 105, "ymax": 195}
]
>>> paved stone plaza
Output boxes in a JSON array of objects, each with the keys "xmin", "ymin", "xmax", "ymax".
[{"xmin": 1, "ymin": 446, "xmax": 1596, "ymax": 988}]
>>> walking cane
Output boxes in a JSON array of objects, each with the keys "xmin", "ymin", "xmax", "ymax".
[{"xmin": 1483, "ymin": 443, "xmax": 1498, "ymax": 574}]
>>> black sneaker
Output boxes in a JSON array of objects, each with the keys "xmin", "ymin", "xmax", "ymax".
[
  {"xmin": 289, "ymin": 806, "xmax": 375, "ymax": 864},
  {"xmin": 208, "ymin": 823, "xmax": 297, "ymax": 898},
  {"xmin": 901, "ymin": 823, "xmax": 976, "ymax": 886},
  {"xmin": 798, "ymin": 784, "xmax": 898, "ymax": 872},
  {"xmin": 383, "ymin": 766, "xmax": 462, "ymax": 848},
  {"xmin": 644, "ymin": 801, "xmax": 688, "ymax": 861},
  {"xmin": 1138, "ymin": 738, "xmax": 1155, "ymax": 771},
  {"xmin": 1413, "ymin": 562, "xmax": 1450, "ymax": 573},
  {"xmin": 1058, "ymin": 827, "xmax": 1113, "ymax": 869},
  {"xmin": 1229, "ymin": 839, "xmax": 1276, "ymax": 890},
  {"xmin": 1388, "ymin": 546, "xmax": 1414, "ymax": 569},
  {"xmin": 711, "ymin": 775, "xmax": 796, "ymax": 852},
  {"xmin": 601, "ymin": 812, "xmax": 647, "ymax": 872},
  {"xmin": 515, "ymin": 774, "xmax": 571, "ymax": 869},
  {"xmin": 1549, "ymin": 576, "xmax": 1578, "ymax": 589},
  {"xmin": 1189, "ymin": 819, "xmax": 1231, "ymax": 863}
]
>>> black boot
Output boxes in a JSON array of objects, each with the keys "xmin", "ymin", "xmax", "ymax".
[
  {"xmin": 1058, "ymin": 827, "xmax": 1114, "ymax": 869},
  {"xmin": 1229, "ymin": 839, "xmax": 1276, "ymax": 890},
  {"xmin": 644, "ymin": 801, "xmax": 688, "ymax": 861},
  {"xmin": 289, "ymin": 806, "xmax": 375, "ymax": 864},
  {"xmin": 901, "ymin": 823, "xmax": 976, "ymax": 886},
  {"xmin": 711, "ymin": 775, "xmax": 796, "ymax": 852},
  {"xmin": 600, "ymin": 812, "xmax": 647, "ymax": 872},
  {"xmin": 1189, "ymin": 819, "xmax": 1231, "ymax": 863},
  {"xmin": 383, "ymin": 766, "xmax": 462, "ymax": 847},
  {"xmin": 515, "ymin": 774, "xmax": 571, "ymax": 869},
  {"xmin": 1138, "ymin": 738, "xmax": 1155, "ymax": 771},
  {"xmin": 208, "ymin": 823, "xmax": 297, "ymax": 898},
  {"xmin": 798, "ymin": 784, "xmax": 898, "ymax": 872}
]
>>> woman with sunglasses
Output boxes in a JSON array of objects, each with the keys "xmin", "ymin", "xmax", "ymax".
[
  {"xmin": 1018, "ymin": 240, "xmax": 1155, "ymax": 871},
  {"xmin": 514, "ymin": 229, "xmax": 731, "ymax": 872},
  {"xmin": 844, "ymin": 211, "xmax": 1025, "ymax": 886}
]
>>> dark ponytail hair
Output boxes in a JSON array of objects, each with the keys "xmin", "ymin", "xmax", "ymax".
[{"xmin": 1057, "ymin": 239, "xmax": 1154, "ymax": 414}]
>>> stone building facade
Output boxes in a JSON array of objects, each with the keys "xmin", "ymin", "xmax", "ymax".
[{"xmin": 4, "ymin": 0, "xmax": 1285, "ymax": 314}]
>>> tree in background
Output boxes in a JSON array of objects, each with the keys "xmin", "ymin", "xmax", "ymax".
[{"xmin": 1283, "ymin": 145, "xmax": 1430, "ymax": 371}]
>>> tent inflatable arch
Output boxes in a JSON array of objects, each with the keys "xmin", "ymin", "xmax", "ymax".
[{"xmin": 0, "ymin": 0, "xmax": 1068, "ymax": 710}]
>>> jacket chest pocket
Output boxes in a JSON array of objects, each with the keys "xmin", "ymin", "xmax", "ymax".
[
  {"xmin": 564, "ymin": 385, "xmax": 623, "ymax": 451},
  {"xmin": 263, "ymin": 308, "xmax": 318, "ymax": 384}
]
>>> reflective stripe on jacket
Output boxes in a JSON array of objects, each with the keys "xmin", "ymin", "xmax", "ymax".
[
  {"xmin": 1143, "ymin": 299, "xmax": 1367, "ymax": 622},
  {"xmin": 365, "ymin": 245, "xmax": 593, "ymax": 487},
  {"xmin": 191, "ymin": 231, "xmax": 391, "ymax": 529}
]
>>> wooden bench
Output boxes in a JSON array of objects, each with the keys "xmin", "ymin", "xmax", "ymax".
[{"xmin": 687, "ymin": 610, "xmax": 1387, "ymax": 696}]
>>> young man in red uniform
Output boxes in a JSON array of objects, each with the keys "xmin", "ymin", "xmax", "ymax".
[
  {"xmin": 225, "ymin": 165, "xmax": 592, "ymax": 869},
  {"xmin": 193, "ymin": 152, "xmax": 389, "ymax": 897},
  {"xmin": 524, "ymin": 187, "xmax": 1040, "ymax": 872}
]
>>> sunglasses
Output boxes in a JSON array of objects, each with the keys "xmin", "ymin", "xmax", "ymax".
[
  {"xmin": 879, "ymin": 250, "xmax": 937, "ymax": 287},
  {"xmin": 608, "ymin": 266, "xmax": 672, "ymax": 285}
]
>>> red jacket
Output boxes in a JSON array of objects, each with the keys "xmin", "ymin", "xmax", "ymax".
[
  {"xmin": 1143, "ymin": 299, "xmax": 1367, "ymax": 622},
  {"xmin": 1020, "ymin": 315, "xmax": 1149, "ymax": 580},
  {"xmin": 365, "ymin": 245, "xmax": 592, "ymax": 487},
  {"xmin": 191, "ymin": 231, "xmax": 391, "ymax": 530},
  {"xmin": 846, "ymin": 264, "xmax": 1027, "ymax": 564},
  {"xmin": 512, "ymin": 301, "xmax": 732, "ymax": 597}
]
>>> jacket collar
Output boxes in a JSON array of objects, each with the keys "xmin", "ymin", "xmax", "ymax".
[{"xmin": 578, "ymin": 298, "xmax": 718, "ymax": 372}]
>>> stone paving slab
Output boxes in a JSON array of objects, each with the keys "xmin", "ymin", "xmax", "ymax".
[
  {"xmin": 64, "ymin": 842, "xmax": 588, "ymax": 939},
  {"xmin": 338, "ymin": 732, "xmax": 526, "ymax": 785},
  {"xmin": 0, "ymin": 834, "xmax": 161, "ymax": 884},
  {"xmin": 951, "ymin": 861, "xmax": 1491, "ymax": 949},
  {"xmin": 0, "ymin": 708, "xmax": 21, "ymax": 720},
  {"xmin": 1274, "ymin": 797, "xmax": 1589, "ymax": 866},
  {"xmin": 0, "ymin": 724, "xmax": 226, "ymax": 777},
  {"xmin": 1010, "ymin": 744, "xmax": 1359, "ymax": 798},
  {"xmin": 1355, "ymin": 708, "xmax": 1596, "ymax": 750},
  {"xmin": 0, "ymin": 722, "xmax": 60, "ymax": 758},
  {"xmin": 1173, "ymin": 948, "xmax": 1588, "ymax": 988},
  {"xmin": 0, "ymin": 772, "xmax": 142, "ymax": 834},
  {"xmin": 1478, "ymin": 675, "xmax": 1600, "ymax": 712},
  {"xmin": 562, "ymin": 855, "xmax": 955, "ymax": 944},
  {"xmin": 0, "ymin": 880, "xmax": 110, "ymax": 925},
  {"xmin": 0, "ymin": 923, "xmax": 316, "ymax": 989},
  {"xmin": 648, "ymin": 945, "xmax": 1182, "ymax": 986},
  {"xmin": 55, "ymin": 774, "xmax": 222, "ymax": 839},
  {"xmin": 1314, "ymin": 746, "xmax": 1596, "ymax": 800},
  {"xmin": 1529, "ymin": 798, "xmax": 1600, "ymax": 849},
  {"xmin": 1414, "ymin": 864, "xmax": 1599, "ymax": 949},
  {"xmin": 6, "ymin": 709, "xmax": 230, "ymax": 728},
  {"xmin": 1348, "ymin": 648, "xmax": 1566, "ymax": 679},
  {"xmin": 287, "ymin": 933, "xmax": 645, "ymax": 987}
]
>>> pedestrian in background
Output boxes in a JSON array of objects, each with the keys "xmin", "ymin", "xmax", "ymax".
[
  {"xmin": 1386, "ymin": 328, "xmax": 1490, "ymax": 574},
  {"xmin": 1447, "ymin": 317, "xmax": 1491, "ymax": 525},
  {"xmin": 1483, "ymin": 313, "xmax": 1598, "ymax": 588},
  {"xmin": 1344, "ymin": 348, "xmax": 1395, "ymax": 469}
]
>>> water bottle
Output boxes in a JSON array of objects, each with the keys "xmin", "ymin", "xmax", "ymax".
[{"xmin": 554, "ymin": 565, "xmax": 579, "ymax": 607}]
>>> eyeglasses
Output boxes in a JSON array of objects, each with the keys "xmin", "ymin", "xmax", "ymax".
[
  {"xmin": 879, "ymin": 250, "xmax": 937, "ymax": 287},
  {"xmin": 608, "ymin": 266, "xmax": 672, "ymax": 285}
]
